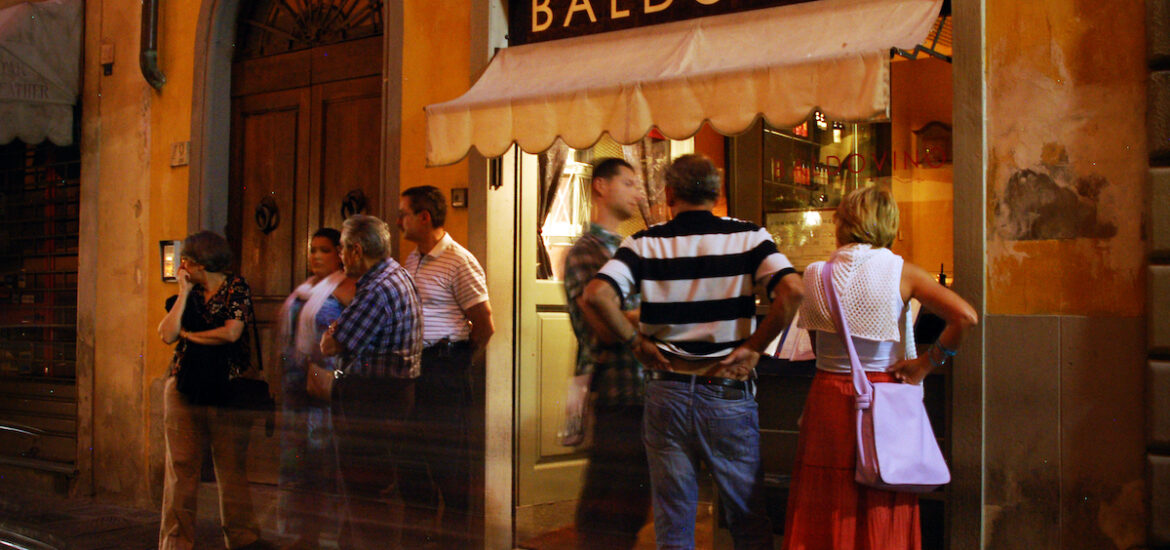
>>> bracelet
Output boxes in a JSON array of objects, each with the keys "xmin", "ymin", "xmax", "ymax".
[
  {"xmin": 927, "ymin": 345, "xmax": 946, "ymax": 369},
  {"xmin": 933, "ymin": 341, "xmax": 957, "ymax": 358}
]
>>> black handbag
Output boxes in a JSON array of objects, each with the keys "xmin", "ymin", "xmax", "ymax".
[{"xmin": 175, "ymin": 340, "xmax": 233, "ymax": 406}]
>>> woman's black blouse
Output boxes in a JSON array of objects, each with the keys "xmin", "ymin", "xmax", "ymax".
[{"xmin": 165, "ymin": 274, "xmax": 254, "ymax": 378}]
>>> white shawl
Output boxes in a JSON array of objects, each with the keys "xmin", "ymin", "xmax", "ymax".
[{"xmin": 277, "ymin": 270, "xmax": 346, "ymax": 362}]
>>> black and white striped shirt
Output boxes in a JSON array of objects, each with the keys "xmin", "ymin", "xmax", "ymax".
[{"xmin": 595, "ymin": 210, "xmax": 795, "ymax": 359}]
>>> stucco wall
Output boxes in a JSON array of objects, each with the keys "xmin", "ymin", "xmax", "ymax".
[
  {"xmin": 398, "ymin": 0, "xmax": 473, "ymax": 260},
  {"xmin": 986, "ymin": 0, "xmax": 1146, "ymax": 317},
  {"xmin": 982, "ymin": 1, "xmax": 1147, "ymax": 548},
  {"xmin": 79, "ymin": 0, "xmax": 194, "ymax": 505},
  {"xmin": 144, "ymin": 0, "xmax": 199, "ymax": 503}
]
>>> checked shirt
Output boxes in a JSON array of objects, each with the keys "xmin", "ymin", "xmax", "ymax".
[
  {"xmin": 564, "ymin": 223, "xmax": 645, "ymax": 409},
  {"xmin": 332, "ymin": 258, "xmax": 423, "ymax": 379}
]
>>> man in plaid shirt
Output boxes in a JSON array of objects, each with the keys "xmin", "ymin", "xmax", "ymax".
[
  {"xmin": 563, "ymin": 158, "xmax": 651, "ymax": 549},
  {"xmin": 320, "ymin": 214, "xmax": 422, "ymax": 549}
]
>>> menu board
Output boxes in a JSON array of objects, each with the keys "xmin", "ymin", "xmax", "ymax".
[{"xmin": 766, "ymin": 210, "xmax": 838, "ymax": 271}]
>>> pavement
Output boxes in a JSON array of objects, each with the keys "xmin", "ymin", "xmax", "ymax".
[{"xmin": 0, "ymin": 484, "xmax": 300, "ymax": 550}]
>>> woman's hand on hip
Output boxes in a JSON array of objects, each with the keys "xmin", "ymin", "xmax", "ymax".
[{"xmin": 888, "ymin": 355, "xmax": 931, "ymax": 385}]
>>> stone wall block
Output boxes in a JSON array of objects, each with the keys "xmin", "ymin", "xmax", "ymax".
[
  {"xmin": 1151, "ymin": 1, "xmax": 1170, "ymax": 65},
  {"xmin": 1153, "ymin": 362, "xmax": 1170, "ymax": 451},
  {"xmin": 1151, "ymin": 454, "xmax": 1170, "ymax": 545},
  {"xmin": 1154, "ymin": 169, "xmax": 1170, "ymax": 256},
  {"xmin": 986, "ymin": 316, "xmax": 1061, "ymax": 549},
  {"xmin": 1150, "ymin": 72, "xmax": 1170, "ymax": 161},
  {"xmin": 1151, "ymin": 266, "xmax": 1170, "ymax": 352}
]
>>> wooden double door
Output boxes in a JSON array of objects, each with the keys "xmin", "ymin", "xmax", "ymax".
[{"xmin": 229, "ymin": 36, "xmax": 383, "ymax": 481}]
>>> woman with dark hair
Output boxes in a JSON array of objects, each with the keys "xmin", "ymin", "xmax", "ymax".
[
  {"xmin": 156, "ymin": 231, "xmax": 269, "ymax": 550},
  {"xmin": 274, "ymin": 228, "xmax": 356, "ymax": 549}
]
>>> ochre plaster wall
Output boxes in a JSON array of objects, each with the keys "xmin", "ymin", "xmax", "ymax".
[
  {"xmin": 398, "ymin": 0, "xmax": 472, "ymax": 260},
  {"xmin": 144, "ymin": 0, "xmax": 199, "ymax": 502},
  {"xmin": 982, "ymin": 2, "xmax": 1148, "ymax": 548},
  {"xmin": 79, "ymin": 0, "xmax": 197, "ymax": 505},
  {"xmin": 986, "ymin": 0, "xmax": 1146, "ymax": 316}
]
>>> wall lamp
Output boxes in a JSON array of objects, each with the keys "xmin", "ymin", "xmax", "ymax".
[{"xmin": 160, "ymin": 240, "xmax": 181, "ymax": 282}]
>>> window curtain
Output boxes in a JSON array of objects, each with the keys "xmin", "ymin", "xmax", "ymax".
[
  {"xmin": 537, "ymin": 140, "xmax": 570, "ymax": 279},
  {"xmin": 623, "ymin": 139, "xmax": 671, "ymax": 227}
]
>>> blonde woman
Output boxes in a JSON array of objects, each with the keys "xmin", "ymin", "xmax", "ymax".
[{"xmin": 781, "ymin": 187, "xmax": 977, "ymax": 550}]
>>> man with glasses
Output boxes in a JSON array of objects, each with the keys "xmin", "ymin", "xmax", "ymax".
[
  {"xmin": 398, "ymin": 185, "xmax": 494, "ymax": 546},
  {"xmin": 320, "ymin": 214, "xmax": 423, "ymax": 550}
]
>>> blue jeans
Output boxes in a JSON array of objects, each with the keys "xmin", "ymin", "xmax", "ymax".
[{"xmin": 643, "ymin": 379, "xmax": 772, "ymax": 550}]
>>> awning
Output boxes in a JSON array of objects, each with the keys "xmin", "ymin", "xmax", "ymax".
[
  {"xmin": 0, "ymin": 0, "xmax": 83, "ymax": 146},
  {"xmin": 425, "ymin": 0, "xmax": 942, "ymax": 166}
]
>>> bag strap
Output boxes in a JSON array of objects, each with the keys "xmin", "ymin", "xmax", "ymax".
[
  {"xmin": 228, "ymin": 275, "xmax": 263, "ymax": 373},
  {"xmin": 820, "ymin": 261, "xmax": 874, "ymax": 408},
  {"xmin": 249, "ymin": 299, "xmax": 263, "ymax": 372}
]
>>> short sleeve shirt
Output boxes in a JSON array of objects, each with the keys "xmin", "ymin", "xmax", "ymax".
[
  {"xmin": 167, "ymin": 274, "xmax": 253, "ymax": 377},
  {"xmin": 403, "ymin": 233, "xmax": 489, "ymax": 346},
  {"xmin": 595, "ymin": 210, "xmax": 795, "ymax": 359},
  {"xmin": 564, "ymin": 223, "xmax": 644, "ymax": 408}
]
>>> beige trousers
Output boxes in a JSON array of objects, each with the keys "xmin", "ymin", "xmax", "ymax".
[{"xmin": 159, "ymin": 377, "xmax": 260, "ymax": 550}]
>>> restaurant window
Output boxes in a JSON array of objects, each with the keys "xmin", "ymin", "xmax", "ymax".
[
  {"xmin": 536, "ymin": 134, "xmax": 697, "ymax": 281},
  {"xmin": 761, "ymin": 113, "xmax": 893, "ymax": 271},
  {"xmin": 728, "ymin": 57, "xmax": 955, "ymax": 549}
]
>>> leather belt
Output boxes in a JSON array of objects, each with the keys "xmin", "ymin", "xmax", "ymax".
[
  {"xmin": 647, "ymin": 370, "xmax": 747, "ymax": 390},
  {"xmin": 424, "ymin": 338, "xmax": 472, "ymax": 352}
]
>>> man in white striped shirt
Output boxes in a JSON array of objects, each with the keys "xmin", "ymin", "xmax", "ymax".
[
  {"xmin": 583, "ymin": 154, "xmax": 803, "ymax": 550},
  {"xmin": 398, "ymin": 185, "xmax": 494, "ymax": 547}
]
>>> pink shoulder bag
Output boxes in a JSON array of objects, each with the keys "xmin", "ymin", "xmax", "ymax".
[{"xmin": 822, "ymin": 261, "xmax": 950, "ymax": 493}]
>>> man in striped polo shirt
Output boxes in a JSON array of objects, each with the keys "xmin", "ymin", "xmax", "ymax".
[
  {"xmin": 398, "ymin": 185, "xmax": 494, "ymax": 547},
  {"xmin": 583, "ymin": 154, "xmax": 803, "ymax": 550}
]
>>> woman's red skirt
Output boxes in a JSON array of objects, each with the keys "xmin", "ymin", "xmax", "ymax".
[{"xmin": 781, "ymin": 370, "xmax": 921, "ymax": 550}]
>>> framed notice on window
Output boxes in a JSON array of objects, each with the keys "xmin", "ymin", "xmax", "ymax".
[{"xmin": 765, "ymin": 210, "xmax": 837, "ymax": 272}]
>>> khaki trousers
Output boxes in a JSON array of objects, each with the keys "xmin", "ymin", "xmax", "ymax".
[{"xmin": 159, "ymin": 376, "xmax": 260, "ymax": 550}]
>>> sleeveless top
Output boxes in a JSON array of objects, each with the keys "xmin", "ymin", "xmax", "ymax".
[{"xmin": 798, "ymin": 244, "xmax": 916, "ymax": 373}]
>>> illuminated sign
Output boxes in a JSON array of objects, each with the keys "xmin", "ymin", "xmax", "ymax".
[{"xmin": 508, "ymin": 0, "xmax": 817, "ymax": 45}]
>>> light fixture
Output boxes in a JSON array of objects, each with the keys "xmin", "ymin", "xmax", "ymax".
[{"xmin": 160, "ymin": 240, "xmax": 181, "ymax": 282}]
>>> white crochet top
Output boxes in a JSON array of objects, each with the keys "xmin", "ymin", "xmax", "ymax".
[{"xmin": 798, "ymin": 244, "xmax": 917, "ymax": 373}]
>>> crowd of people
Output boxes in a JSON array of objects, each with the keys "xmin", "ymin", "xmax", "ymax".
[{"xmin": 154, "ymin": 154, "xmax": 977, "ymax": 550}]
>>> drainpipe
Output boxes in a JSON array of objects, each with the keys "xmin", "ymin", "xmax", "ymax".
[{"xmin": 140, "ymin": 0, "xmax": 165, "ymax": 89}]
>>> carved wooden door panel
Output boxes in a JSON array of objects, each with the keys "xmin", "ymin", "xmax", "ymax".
[
  {"xmin": 230, "ymin": 86, "xmax": 313, "ymax": 369},
  {"xmin": 312, "ymin": 75, "xmax": 383, "ymax": 233}
]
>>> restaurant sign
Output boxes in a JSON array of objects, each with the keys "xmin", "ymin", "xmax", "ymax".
[{"xmin": 508, "ymin": 0, "xmax": 816, "ymax": 45}]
